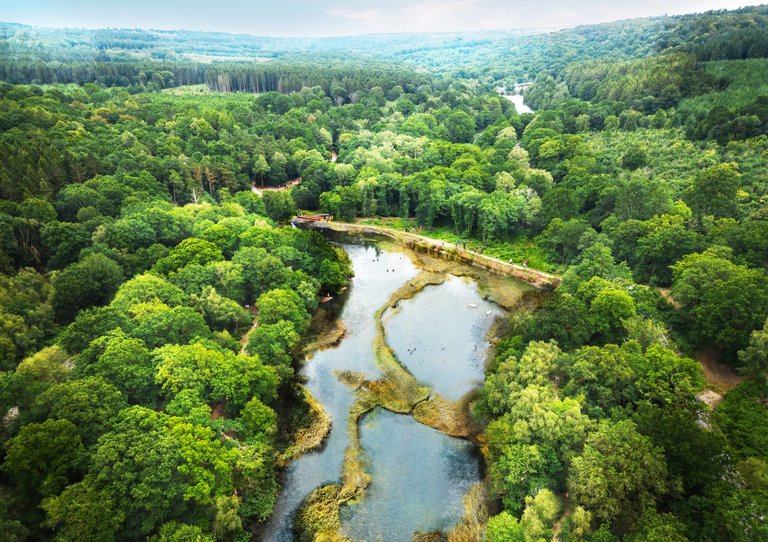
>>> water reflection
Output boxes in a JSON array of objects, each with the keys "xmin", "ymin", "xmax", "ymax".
[
  {"xmin": 341, "ymin": 409, "xmax": 480, "ymax": 542},
  {"xmin": 383, "ymin": 275, "xmax": 500, "ymax": 401},
  {"xmin": 262, "ymin": 242, "xmax": 493, "ymax": 541},
  {"xmin": 261, "ymin": 244, "xmax": 419, "ymax": 541}
]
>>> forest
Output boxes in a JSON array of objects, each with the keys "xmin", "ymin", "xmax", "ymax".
[{"xmin": 0, "ymin": 3, "xmax": 767, "ymax": 542}]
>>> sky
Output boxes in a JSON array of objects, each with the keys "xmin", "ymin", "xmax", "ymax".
[{"xmin": 0, "ymin": 0, "xmax": 764, "ymax": 37}]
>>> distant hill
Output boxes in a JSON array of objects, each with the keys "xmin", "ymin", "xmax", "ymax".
[
  {"xmin": 1, "ymin": 4, "xmax": 767, "ymax": 85},
  {"xmin": 0, "ymin": 23, "xmax": 551, "ymax": 64}
]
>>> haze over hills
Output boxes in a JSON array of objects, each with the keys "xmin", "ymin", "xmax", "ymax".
[
  {"xmin": 0, "ymin": 23, "xmax": 554, "ymax": 61},
  {"xmin": 1, "ymin": 4, "xmax": 767, "ymax": 79},
  {"xmin": 2, "ymin": 0, "xmax": 762, "ymax": 36}
]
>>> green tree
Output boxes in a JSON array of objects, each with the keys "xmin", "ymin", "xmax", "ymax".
[
  {"xmin": 105, "ymin": 216, "xmax": 157, "ymax": 251},
  {"xmin": 246, "ymin": 320, "xmax": 300, "ymax": 378},
  {"xmin": 589, "ymin": 287, "xmax": 636, "ymax": 341},
  {"xmin": 538, "ymin": 189, "xmax": 580, "ymax": 230},
  {"xmin": 739, "ymin": 318, "xmax": 768, "ymax": 399},
  {"xmin": 233, "ymin": 443, "xmax": 279, "ymax": 521},
  {"xmin": 486, "ymin": 511, "xmax": 524, "ymax": 542},
  {"xmin": 633, "ymin": 404, "xmax": 728, "ymax": 497},
  {"xmin": 152, "ymin": 238, "xmax": 224, "ymax": 275},
  {"xmin": 489, "ymin": 442, "xmax": 561, "ymax": 514},
  {"xmin": 712, "ymin": 380, "xmax": 768, "ymax": 460},
  {"xmin": 525, "ymin": 292, "xmax": 593, "ymax": 350},
  {"xmin": 671, "ymin": 248, "xmax": 768, "ymax": 355},
  {"xmin": 151, "ymin": 522, "xmax": 214, "ymax": 542},
  {"xmin": 213, "ymin": 495, "xmax": 245, "ymax": 541},
  {"xmin": 444, "ymin": 110, "xmax": 476, "ymax": 143},
  {"xmin": 53, "ymin": 253, "xmax": 124, "ymax": 322},
  {"xmin": 238, "ymin": 397, "xmax": 277, "ymax": 444},
  {"xmin": 519, "ymin": 489, "xmax": 562, "ymax": 542},
  {"xmin": 131, "ymin": 304, "xmax": 210, "ymax": 349},
  {"xmin": 44, "ymin": 407, "xmax": 237, "ymax": 540},
  {"xmin": 568, "ymin": 419, "xmax": 668, "ymax": 525},
  {"xmin": 620, "ymin": 144, "xmax": 648, "ymax": 170},
  {"xmin": 262, "ymin": 191, "xmax": 296, "ymax": 222},
  {"xmin": 15, "ymin": 345, "xmax": 70, "ymax": 385},
  {"xmin": 58, "ymin": 306, "xmax": 132, "ymax": 354},
  {"xmin": 233, "ymin": 191, "xmax": 266, "ymax": 216},
  {"xmin": 685, "ymin": 163, "xmax": 741, "ymax": 219},
  {"xmin": 75, "ymin": 330, "xmax": 158, "ymax": 405},
  {"xmin": 635, "ymin": 219, "xmax": 703, "ymax": 285},
  {"xmin": 154, "ymin": 342, "xmax": 278, "ymax": 411},
  {"xmin": 199, "ymin": 224, "xmax": 238, "ymax": 257},
  {"xmin": 633, "ymin": 344, "xmax": 704, "ymax": 408},
  {"xmin": 32, "ymin": 376, "xmax": 127, "ymax": 445},
  {"xmin": 252, "ymin": 155, "xmax": 269, "ymax": 187},
  {"xmin": 55, "ymin": 184, "xmax": 107, "ymax": 221},
  {"xmin": 561, "ymin": 244, "xmax": 632, "ymax": 289},
  {"xmin": 319, "ymin": 191, "xmax": 342, "ymax": 218},
  {"xmin": 256, "ymin": 288, "xmax": 310, "ymax": 332},
  {"xmin": 232, "ymin": 247, "xmax": 291, "ymax": 301},
  {"xmin": 624, "ymin": 510, "xmax": 688, "ymax": 542},
  {"xmin": 563, "ymin": 344, "xmax": 637, "ymax": 415},
  {"xmin": 3, "ymin": 419, "xmax": 86, "ymax": 498},
  {"xmin": 189, "ymin": 286, "xmax": 251, "ymax": 333},
  {"xmin": 482, "ymin": 341, "xmax": 564, "ymax": 415},
  {"xmin": 613, "ymin": 176, "xmax": 672, "ymax": 221},
  {"xmin": 111, "ymin": 274, "xmax": 186, "ymax": 312},
  {"xmin": 41, "ymin": 220, "xmax": 90, "ymax": 269},
  {"xmin": 42, "ymin": 479, "xmax": 124, "ymax": 542}
]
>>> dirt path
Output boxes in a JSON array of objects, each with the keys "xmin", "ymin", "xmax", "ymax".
[
  {"xmin": 239, "ymin": 305, "xmax": 259, "ymax": 354},
  {"xmin": 697, "ymin": 347, "xmax": 745, "ymax": 392},
  {"xmin": 691, "ymin": 347, "xmax": 745, "ymax": 411},
  {"xmin": 657, "ymin": 286, "xmax": 680, "ymax": 308},
  {"xmin": 292, "ymin": 218, "xmax": 561, "ymax": 289},
  {"xmin": 251, "ymin": 177, "xmax": 301, "ymax": 195}
]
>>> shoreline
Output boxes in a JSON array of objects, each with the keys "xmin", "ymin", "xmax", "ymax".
[{"xmin": 292, "ymin": 218, "xmax": 561, "ymax": 289}]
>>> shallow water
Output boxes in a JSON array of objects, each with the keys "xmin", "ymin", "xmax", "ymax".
[
  {"xmin": 383, "ymin": 275, "xmax": 500, "ymax": 401},
  {"xmin": 502, "ymin": 94, "xmax": 534, "ymax": 114},
  {"xmin": 261, "ymin": 242, "xmax": 495, "ymax": 541},
  {"xmin": 261, "ymin": 243, "xmax": 419, "ymax": 542},
  {"xmin": 340, "ymin": 409, "xmax": 480, "ymax": 542}
]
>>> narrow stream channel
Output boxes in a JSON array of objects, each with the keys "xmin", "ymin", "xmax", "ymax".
[{"xmin": 261, "ymin": 239, "xmax": 502, "ymax": 541}]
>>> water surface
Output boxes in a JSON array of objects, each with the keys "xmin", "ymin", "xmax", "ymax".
[
  {"xmin": 261, "ymin": 243, "xmax": 418, "ymax": 541},
  {"xmin": 262, "ymin": 242, "xmax": 493, "ymax": 541},
  {"xmin": 340, "ymin": 409, "xmax": 480, "ymax": 542},
  {"xmin": 502, "ymin": 94, "xmax": 534, "ymax": 114},
  {"xmin": 383, "ymin": 275, "xmax": 500, "ymax": 400}
]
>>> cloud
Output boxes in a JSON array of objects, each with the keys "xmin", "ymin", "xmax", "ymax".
[
  {"xmin": 324, "ymin": 7, "xmax": 382, "ymax": 22},
  {"xmin": 322, "ymin": 0, "xmax": 766, "ymax": 34},
  {"xmin": 324, "ymin": 0, "xmax": 491, "ymax": 33},
  {"xmin": 4, "ymin": 0, "xmax": 766, "ymax": 37}
]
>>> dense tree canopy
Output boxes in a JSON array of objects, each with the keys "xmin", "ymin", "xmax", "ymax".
[{"xmin": 2, "ymin": 5, "xmax": 768, "ymax": 540}]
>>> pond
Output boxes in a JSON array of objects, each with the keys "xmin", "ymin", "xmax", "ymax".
[
  {"xmin": 382, "ymin": 275, "xmax": 500, "ymax": 401},
  {"xmin": 340, "ymin": 408, "xmax": 480, "ymax": 542},
  {"xmin": 261, "ymin": 239, "xmax": 502, "ymax": 541}
]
